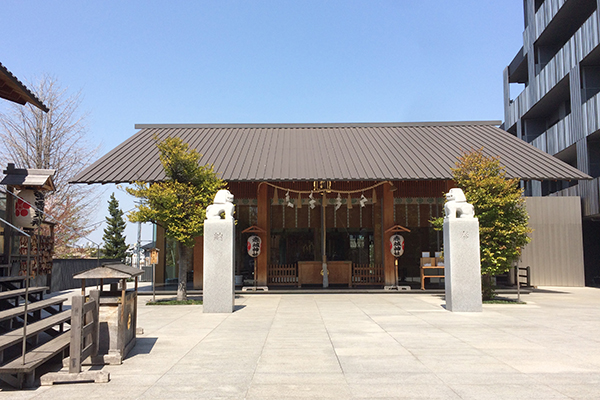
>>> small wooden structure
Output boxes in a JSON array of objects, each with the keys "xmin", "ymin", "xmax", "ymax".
[
  {"xmin": 73, "ymin": 262, "xmax": 143, "ymax": 365},
  {"xmin": 41, "ymin": 290, "xmax": 109, "ymax": 385}
]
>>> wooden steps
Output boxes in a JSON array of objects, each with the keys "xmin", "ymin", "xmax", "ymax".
[
  {"xmin": 0, "ymin": 332, "xmax": 70, "ymax": 389},
  {"xmin": 0, "ymin": 297, "xmax": 65, "ymax": 325},
  {"xmin": 0, "ymin": 280, "xmax": 72, "ymax": 388},
  {"xmin": 0, "ymin": 276, "xmax": 25, "ymax": 291},
  {"xmin": 0, "ymin": 310, "xmax": 70, "ymax": 353},
  {"xmin": 0, "ymin": 287, "xmax": 47, "ymax": 303}
]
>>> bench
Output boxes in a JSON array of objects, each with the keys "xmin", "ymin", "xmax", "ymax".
[
  {"xmin": 0, "ymin": 310, "xmax": 70, "ymax": 363},
  {"xmin": 0, "ymin": 331, "xmax": 70, "ymax": 388},
  {"xmin": 0, "ymin": 297, "xmax": 65, "ymax": 328}
]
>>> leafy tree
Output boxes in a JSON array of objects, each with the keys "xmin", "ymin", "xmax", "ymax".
[
  {"xmin": 102, "ymin": 193, "xmax": 128, "ymax": 260},
  {"xmin": 432, "ymin": 148, "xmax": 531, "ymax": 299},
  {"xmin": 0, "ymin": 75, "xmax": 98, "ymax": 256},
  {"xmin": 127, "ymin": 136, "xmax": 225, "ymax": 300}
]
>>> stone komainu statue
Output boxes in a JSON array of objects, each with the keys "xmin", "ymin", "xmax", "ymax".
[
  {"xmin": 444, "ymin": 188, "xmax": 475, "ymax": 219},
  {"xmin": 205, "ymin": 189, "xmax": 235, "ymax": 220}
]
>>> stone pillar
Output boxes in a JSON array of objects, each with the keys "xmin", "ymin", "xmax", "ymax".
[
  {"xmin": 443, "ymin": 189, "xmax": 482, "ymax": 312},
  {"xmin": 203, "ymin": 218, "xmax": 235, "ymax": 313}
]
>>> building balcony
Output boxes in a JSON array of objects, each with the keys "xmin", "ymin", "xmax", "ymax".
[
  {"xmin": 534, "ymin": 0, "xmax": 568, "ymax": 42},
  {"xmin": 583, "ymin": 89, "xmax": 600, "ymax": 137},
  {"xmin": 530, "ymin": 113, "xmax": 573, "ymax": 155}
]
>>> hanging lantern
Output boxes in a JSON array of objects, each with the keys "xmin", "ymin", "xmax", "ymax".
[
  {"xmin": 297, "ymin": 193, "xmax": 302, "ymax": 209},
  {"xmin": 272, "ymin": 188, "xmax": 278, "ymax": 205},
  {"xmin": 347, "ymin": 193, "xmax": 352, "ymax": 209},
  {"xmin": 247, "ymin": 235, "xmax": 262, "ymax": 257},
  {"xmin": 390, "ymin": 234, "xmax": 405, "ymax": 257},
  {"xmin": 14, "ymin": 190, "xmax": 44, "ymax": 228}
]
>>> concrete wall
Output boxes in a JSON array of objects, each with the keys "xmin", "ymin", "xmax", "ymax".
[{"xmin": 519, "ymin": 196, "xmax": 585, "ymax": 286}]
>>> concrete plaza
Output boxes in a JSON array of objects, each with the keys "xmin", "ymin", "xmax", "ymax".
[{"xmin": 2, "ymin": 287, "xmax": 600, "ymax": 399}]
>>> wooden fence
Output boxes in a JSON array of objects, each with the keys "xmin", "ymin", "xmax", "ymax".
[
  {"xmin": 267, "ymin": 264, "xmax": 298, "ymax": 285},
  {"xmin": 267, "ymin": 263, "xmax": 385, "ymax": 287},
  {"xmin": 351, "ymin": 264, "xmax": 384, "ymax": 286}
]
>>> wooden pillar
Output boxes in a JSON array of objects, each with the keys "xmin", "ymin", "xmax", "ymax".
[
  {"xmin": 256, "ymin": 183, "xmax": 269, "ymax": 286},
  {"xmin": 193, "ymin": 236, "xmax": 203, "ymax": 289},
  {"xmin": 383, "ymin": 182, "xmax": 396, "ymax": 286}
]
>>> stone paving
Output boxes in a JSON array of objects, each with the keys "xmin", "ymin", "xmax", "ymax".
[{"xmin": 2, "ymin": 287, "xmax": 600, "ymax": 399}]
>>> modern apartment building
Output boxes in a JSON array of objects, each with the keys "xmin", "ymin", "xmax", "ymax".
[{"xmin": 503, "ymin": 0, "xmax": 600, "ymax": 285}]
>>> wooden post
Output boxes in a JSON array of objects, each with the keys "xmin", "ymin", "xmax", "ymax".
[
  {"xmin": 193, "ymin": 236, "xmax": 203, "ymax": 289},
  {"xmin": 69, "ymin": 295, "xmax": 84, "ymax": 373},
  {"xmin": 89, "ymin": 290, "xmax": 100, "ymax": 358},
  {"xmin": 256, "ymin": 183, "xmax": 269, "ymax": 286},
  {"xmin": 383, "ymin": 182, "xmax": 396, "ymax": 286}
]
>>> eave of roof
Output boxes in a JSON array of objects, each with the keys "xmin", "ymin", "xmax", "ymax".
[
  {"xmin": 70, "ymin": 121, "xmax": 592, "ymax": 184},
  {"xmin": 0, "ymin": 62, "xmax": 49, "ymax": 112}
]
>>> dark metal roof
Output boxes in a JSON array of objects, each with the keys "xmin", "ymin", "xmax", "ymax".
[
  {"xmin": 71, "ymin": 121, "xmax": 591, "ymax": 184},
  {"xmin": 0, "ymin": 164, "xmax": 56, "ymax": 190},
  {"xmin": 0, "ymin": 62, "xmax": 49, "ymax": 112}
]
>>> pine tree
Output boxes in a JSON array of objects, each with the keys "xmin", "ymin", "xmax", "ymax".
[{"xmin": 102, "ymin": 193, "xmax": 128, "ymax": 260}]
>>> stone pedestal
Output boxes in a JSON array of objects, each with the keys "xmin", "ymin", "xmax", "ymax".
[
  {"xmin": 443, "ymin": 217, "xmax": 482, "ymax": 312},
  {"xmin": 203, "ymin": 218, "xmax": 235, "ymax": 313}
]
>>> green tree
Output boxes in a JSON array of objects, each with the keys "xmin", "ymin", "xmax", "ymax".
[
  {"xmin": 127, "ymin": 136, "xmax": 225, "ymax": 300},
  {"xmin": 432, "ymin": 148, "xmax": 531, "ymax": 299},
  {"xmin": 102, "ymin": 193, "xmax": 128, "ymax": 260}
]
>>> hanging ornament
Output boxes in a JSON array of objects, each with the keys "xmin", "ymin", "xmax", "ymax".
[
  {"xmin": 360, "ymin": 194, "xmax": 368, "ymax": 208},
  {"xmin": 372, "ymin": 188, "xmax": 377, "ymax": 204},
  {"xmin": 286, "ymin": 190, "xmax": 294, "ymax": 208},
  {"xmin": 347, "ymin": 193, "xmax": 353, "ymax": 209},
  {"xmin": 309, "ymin": 191, "xmax": 317, "ymax": 209},
  {"xmin": 335, "ymin": 193, "xmax": 342, "ymax": 211},
  {"xmin": 297, "ymin": 192, "xmax": 302, "ymax": 209},
  {"xmin": 272, "ymin": 188, "xmax": 278, "ymax": 205}
]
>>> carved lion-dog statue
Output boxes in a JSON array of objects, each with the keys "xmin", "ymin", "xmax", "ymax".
[
  {"xmin": 205, "ymin": 189, "xmax": 235, "ymax": 220},
  {"xmin": 444, "ymin": 188, "xmax": 475, "ymax": 219}
]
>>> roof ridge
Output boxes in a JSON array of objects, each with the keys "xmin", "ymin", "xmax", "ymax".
[{"xmin": 134, "ymin": 121, "xmax": 502, "ymax": 129}]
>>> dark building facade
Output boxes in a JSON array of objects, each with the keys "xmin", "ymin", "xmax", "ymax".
[{"xmin": 503, "ymin": 0, "xmax": 600, "ymax": 285}]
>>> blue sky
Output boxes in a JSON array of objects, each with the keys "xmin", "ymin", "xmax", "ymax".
[{"xmin": 1, "ymin": 1, "xmax": 525, "ymax": 246}]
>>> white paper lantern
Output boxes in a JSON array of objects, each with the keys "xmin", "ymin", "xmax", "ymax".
[{"xmin": 389, "ymin": 234, "xmax": 405, "ymax": 257}]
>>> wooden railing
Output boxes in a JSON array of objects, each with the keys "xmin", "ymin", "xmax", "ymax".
[
  {"xmin": 69, "ymin": 290, "xmax": 100, "ymax": 373},
  {"xmin": 268, "ymin": 263, "xmax": 386, "ymax": 287},
  {"xmin": 267, "ymin": 264, "xmax": 298, "ymax": 285},
  {"xmin": 351, "ymin": 264, "xmax": 383, "ymax": 286}
]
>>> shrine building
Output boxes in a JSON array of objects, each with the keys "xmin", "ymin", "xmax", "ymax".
[{"xmin": 71, "ymin": 121, "xmax": 590, "ymax": 290}]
